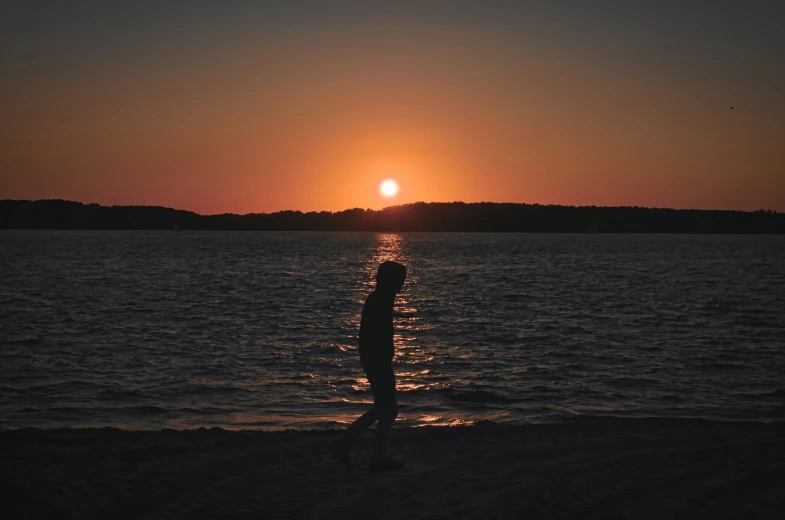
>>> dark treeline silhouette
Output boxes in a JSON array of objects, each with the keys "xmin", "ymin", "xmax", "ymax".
[{"xmin": 1, "ymin": 199, "xmax": 783, "ymax": 233}]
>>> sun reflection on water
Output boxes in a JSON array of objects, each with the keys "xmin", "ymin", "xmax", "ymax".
[
  {"xmin": 371, "ymin": 233, "xmax": 407, "ymax": 265},
  {"xmin": 336, "ymin": 232, "xmax": 451, "ymax": 427},
  {"xmin": 363, "ymin": 234, "xmax": 425, "ymax": 364},
  {"xmin": 412, "ymin": 416, "xmax": 475, "ymax": 428}
]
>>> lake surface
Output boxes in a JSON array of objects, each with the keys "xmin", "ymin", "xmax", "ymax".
[{"xmin": 1, "ymin": 231, "xmax": 784, "ymax": 430}]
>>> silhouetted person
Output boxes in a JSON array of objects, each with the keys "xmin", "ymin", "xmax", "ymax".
[{"xmin": 330, "ymin": 261, "xmax": 407, "ymax": 472}]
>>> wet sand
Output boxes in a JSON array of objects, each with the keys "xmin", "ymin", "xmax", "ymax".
[{"xmin": 2, "ymin": 418, "xmax": 784, "ymax": 519}]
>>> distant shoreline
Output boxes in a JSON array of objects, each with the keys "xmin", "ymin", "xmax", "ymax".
[
  {"xmin": 2, "ymin": 199, "xmax": 783, "ymax": 233},
  {"xmin": 3, "ymin": 229, "xmax": 784, "ymax": 235}
]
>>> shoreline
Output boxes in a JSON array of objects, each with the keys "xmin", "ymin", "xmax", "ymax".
[
  {"xmin": 2, "ymin": 414, "xmax": 784, "ymax": 433},
  {"xmin": 3, "ymin": 418, "xmax": 784, "ymax": 519}
]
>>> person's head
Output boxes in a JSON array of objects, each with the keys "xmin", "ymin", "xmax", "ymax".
[{"xmin": 375, "ymin": 261, "xmax": 407, "ymax": 294}]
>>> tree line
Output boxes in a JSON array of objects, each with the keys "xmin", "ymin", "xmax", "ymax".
[{"xmin": 1, "ymin": 199, "xmax": 783, "ymax": 233}]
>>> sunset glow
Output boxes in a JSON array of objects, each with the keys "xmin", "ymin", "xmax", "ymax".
[{"xmin": 1, "ymin": 3, "xmax": 784, "ymax": 213}]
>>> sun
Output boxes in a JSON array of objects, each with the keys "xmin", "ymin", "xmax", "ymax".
[{"xmin": 380, "ymin": 179, "xmax": 398, "ymax": 197}]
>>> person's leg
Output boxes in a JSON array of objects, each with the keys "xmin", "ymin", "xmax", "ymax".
[
  {"xmin": 330, "ymin": 407, "xmax": 378, "ymax": 467},
  {"xmin": 369, "ymin": 367, "xmax": 404, "ymax": 471},
  {"xmin": 343, "ymin": 407, "xmax": 379, "ymax": 443},
  {"xmin": 371, "ymin": 407, "xmax": 398, "ymax": 461},
  {"xmin": 341, "ymin": 364, "xmax": 385, "ymax": 445},
  {"xmin": 330, "ymin": 365, "xmax": 383, "ymax": 467}
]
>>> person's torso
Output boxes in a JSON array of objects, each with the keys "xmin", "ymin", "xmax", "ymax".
[{"xmin": 358, "ymin": 290, "xmax": 394, "ymax": 366}]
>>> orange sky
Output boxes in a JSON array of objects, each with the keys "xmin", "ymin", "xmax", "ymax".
[{"xmin": 2, "ymin": 2, "xmax": 784, "ymax": 213}]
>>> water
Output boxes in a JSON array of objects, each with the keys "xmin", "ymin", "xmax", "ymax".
[{"xmin": 1, "ymin": 231, "xmax": 784, "ymax": 430}]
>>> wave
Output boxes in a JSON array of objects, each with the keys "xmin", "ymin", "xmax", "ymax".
[
  {"xmin": 126, "ymin": 405, "xmax": 168, "ymax": 415},
  {"xmin": 694, "ymin": 362, "xmax": 747, "ymax": 371},
  {"xmin": 4, "ymin": 337, "xmax": 42, "ymax": 346},
  {"xmin": 731, "ymin": 389, "xmax": 785, "ymax": 400},
  {"xmin": 440, "ymin": 388, "xmax": 516, "ymax": 404},
  {"xmin": 190, "ymin": 384, "xmax": 254, "ymax": 395}
]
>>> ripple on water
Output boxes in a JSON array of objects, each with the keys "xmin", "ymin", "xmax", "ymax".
[{"xmin": 0, "ymin": 231, "xmax": 784, "ymax": 429}]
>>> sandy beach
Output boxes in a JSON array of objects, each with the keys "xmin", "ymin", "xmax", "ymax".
[{"xmin": 2, "ymin": 418, "xmax": 784, "ymax": 519}]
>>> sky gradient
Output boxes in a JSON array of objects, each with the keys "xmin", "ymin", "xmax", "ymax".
[{"xmin": 2, "ymin": 1, "xmax": 784, "ymax": 213}]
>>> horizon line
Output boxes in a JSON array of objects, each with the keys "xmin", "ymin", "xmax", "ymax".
[{"xmin": 2, "ymin": 198, "xmax": 782, "ymax": 217}]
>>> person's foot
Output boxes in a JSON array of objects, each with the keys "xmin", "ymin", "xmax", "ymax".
[
  {"xmin": 369, "ymin": 457, "xmax": 405, "ymax": 473},
  {"xmin": 329, "ymin": 439, "xmax": 353, "ymax": 468}
]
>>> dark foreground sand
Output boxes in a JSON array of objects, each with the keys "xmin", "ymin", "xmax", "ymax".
[{"xmin": 2, "ymin": 418, "xmax": 784, "ymax": 519}]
